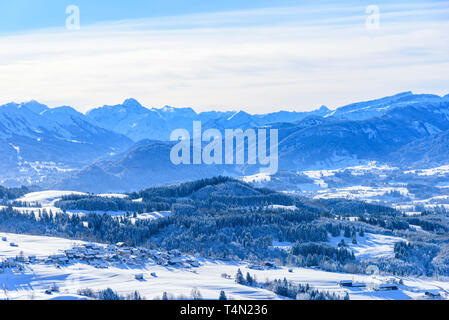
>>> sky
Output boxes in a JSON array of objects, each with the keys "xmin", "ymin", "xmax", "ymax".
[{"xmin": 0, "ymin": 0, "xmax": 448, "ymax": 113}]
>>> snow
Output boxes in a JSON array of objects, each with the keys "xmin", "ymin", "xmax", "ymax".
[
  {"xmin": 301, "ymin": 162, "xmax": 397, "ymax": 189},
  {"xmin": 227, "ymin": 111, "xmax": 240, "ymax": 121},
  {"xmin": 9, "ymin": 144, "xmax": 20, "ymax": 154},
  {"xmin": 130, "ymin": 211, "xmax": 171, "ymax": 223},
  {"xmin": 405, "ymin": 165, "xmax": 449, "ymax": 176},
  {"xmin": 329, "ymin": 233, "xmax": 406, "ymax": 259},
  {"xmin": 16, "ymin": 190, "xmax": 87, "ymax": 206},
  {"xmin": 314, "ymin": 186, "xmax": 409, "ymax": 200},
  {"xmin": 11, "ymin": 191, "xmax": 136, "ymax": 219},
  {"xmin": 97, "ymin": 193, "xmax": 129, "ymax": 199},
  {"xmin": 0, "ymin": 232, "xmax": 87, "ymax": 259},
  {"xmin": 0, "ymin": 260, "xmax": 279, "ymax": 300},
  {"xmin": 265, "ymin": 205, "xmax": 297, "ymax": 211},
  {"xmin": 161, "ymin": 106, "xmax": 175, "ymax": 113},
  {"xmin": 241, "ymin": 173, "xmax": 271, "ymax": 183},
  {"xmin": 302, "ymin": 162, "xmax": 398, "ymax": 181},
  {"xmin": 0, "ymin": 232, "xmax": 448, "ymax": 300},
  {"xmin": 271, "ymin": 241, "xmax": 293, "ymax": 250}
]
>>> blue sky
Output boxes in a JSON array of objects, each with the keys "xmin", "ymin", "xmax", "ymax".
[
  {"xmin": 1, "ymin": 0, "xmax": 444, "ymax": 33},
  {"xmin": 0, "ymin": 0, "xmax": 319, "ymax": 33},
  {"xmin": 0, "ymin": 1, "xmax": 448, "ymax": 113}
]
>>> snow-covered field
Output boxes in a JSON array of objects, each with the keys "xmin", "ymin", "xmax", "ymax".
[
  {"xmin": 1, "ymin": 185, "xmax": 448, "ymax": 300},
  {"xmin": 130, "ymin": 211, "xmax": 171, "ymax": 222},
  {"xmin": 314, "ymin": 185, "xmax": 409, "ymax": 200},
  {"xmin": 241, "ymin": 173, "xmax": 271, "ymax": 183},
  {"xmin": 405, "ymin": 165, "xmax": 449, "ymax": 176},
  {"xmin": 301, "ymin": 162, "xmax": 399, "ymax": 189},
  {"xmin": 265, "ymin": 205, "xmax": 297, "ymax": 211},
  {"xmin": 329, "ymin": 233, "xmax": 406, "ymax": 259},
  {"xmin": 16, "ymin": 190, "xmax": 87, "ymax": 206},
  {"xmin": 272, "ymin": 233, "xmax": 405, "ymax": 259},
  {"xmin": 6, "ymin": 190, "xmax": 171, "ymax": 221},
  {"xmin": 243, "ymin": 162, "xmax": 449, "ymax": 216},
  {"xmin": 0, "ymin": 233, "xmax": 447, "ymax": 300},
  {"xmin": 0, "ymin": 233, "xmax": 85, "ymax": 259}
]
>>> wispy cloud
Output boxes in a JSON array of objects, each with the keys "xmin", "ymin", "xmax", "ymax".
[{"xmin": 0, "ymin": 1, "xmax": 448, "ymax": 113}]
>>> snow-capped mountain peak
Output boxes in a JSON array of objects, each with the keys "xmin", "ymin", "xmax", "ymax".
[{"xmin": 122, "ymin": 98, "xmax": 144, "ymax": 109}]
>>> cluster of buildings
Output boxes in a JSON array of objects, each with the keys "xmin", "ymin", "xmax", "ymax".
[
  {"xmin": 48, "ymin": 242, "xmax": 202, "ymax": 269},
  {"xmin": 338, "ymin": 279, "xmax": 444, "ymax": 298},
  {"xmin": 1, "ymin": 241, "xmax": 201, "ymax": 273}
]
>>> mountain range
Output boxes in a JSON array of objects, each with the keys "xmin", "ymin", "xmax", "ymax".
[
  {"xmin": 1, "ymin": 91, "xmax": 449, "ymax": 191},
  {"xmin": 85, "ymin": 98, "xmax": 330, "ymax": 141},
  {"xmin": 0, "ymin": 101, "xmax": 132, "ymax": 186}
]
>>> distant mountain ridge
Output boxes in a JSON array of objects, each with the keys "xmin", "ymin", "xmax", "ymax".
[
  {"xmin": 0, "ymin": 101, "xmax": 133, "ymax": 185},
  {"xmin": 392, "ymin": 130, "xmax": 449, "ymax": 168},
  {"xmin": 325, "ymin": 91, "xmax": 445, "ymax": 121},
  {"xmin": 86, "ymin": 99, "xmax": 331, "ymax": 141},
  {"xmin": 57, "ymin": 92, "xmax": 449, "ymax": 192},
  {"xmin": 2, "ymin": 91, "xmax": 449, "ymax": 191}
]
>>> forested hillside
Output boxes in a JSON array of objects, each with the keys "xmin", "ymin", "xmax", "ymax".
[{"xmin": 2, "ymin": 177, "xmax": 447, "ymax": 277}]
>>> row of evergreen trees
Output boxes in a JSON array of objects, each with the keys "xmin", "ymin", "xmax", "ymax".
[
  {"xmin": 0, "ymin": 186, "xmax": 30, "ymax": 202},
  {"xmin": 235, "ymin": 269, "xmax": 346, "ymax": 300}
]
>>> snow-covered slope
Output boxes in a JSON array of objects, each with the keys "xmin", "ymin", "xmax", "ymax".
[
  {"xmin": 86, "ymin": 98, "xmax": 331, "ymax": 142},
  {"xmin": 0, "ymin": 232, "xmax": 447, "ymax": 300},
  {"xmin": 4, "ymin": 190, "xmax": 172, "ymax": 221},
  {"xmin": 0, "ymin": 101, "xmax": 133, "ymax": 185},
  {"xmin": 328, "ymin": 92, "xmax": 446, "ymax": 121},
  {"xmin": 16, "ymin": 190, "xmax": 88, "ymax": 206},
  {"xmin": 329, "ymin": 233, "xmax": 406, "ymax": 259}
]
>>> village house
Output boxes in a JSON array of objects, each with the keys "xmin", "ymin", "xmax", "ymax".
[
  {"xmin": 48, "ymin": 254, "xmax": 69, "ymax": 264},
  {"xmin": 135, "ymin": 273, "xmax": 144, "ymax": 280},
  {"xmin": 377, "ymin": 283, "xmax": 398, "ymax": 291},
  {"xmin": 339, "ymin": 280, "xmax": 367, "ymax": 288},
  {"xmin": 190, "ymin": 260, "xmax": 200, "ymax": 267},
  {"xmin": 424, "ymin": 290, "xmax": 441, "ymax": 298},
  {"xmin": 54, "ymin": 242, "xmax": 200, "ymax": 270}
]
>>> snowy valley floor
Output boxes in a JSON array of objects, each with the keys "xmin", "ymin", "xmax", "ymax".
[{"xmin": 1, "ymin": 232, "xmax": 448, "ymax": 300}]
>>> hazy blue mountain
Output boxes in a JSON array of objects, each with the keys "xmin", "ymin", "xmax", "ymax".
[
  {"xmin": 277, "ymin": 98, "xmax": 449, "ymax": 169},
  {"xmin": 86, "ymin": 98, "xmax": 332, "ymax": 141},
  {"xmin": 0, "ymin": 101, "xmax": 133, "ymax": 185},
  {"xmin": 327, "ymin": 91, "xmax": 445, "ymax": 121},
  {"xmin": 56, "ymin": 140, "xmax": 248, "ymax": 192},
  {"xmin": 86, "ymin": 98, "xmax": 168, "ymax": 142},
  {"xmin": 392, "ymin": 130, "xmax": 449, "ymax": 168},
  {"xmin": 21, "ymin": 100, "xmax": 49, "ymax": 114},
  {"xmin": 55, "ymin": 93, "xmax": 449, "ymax": 192},
  {"xmin": 257, "ymin": 105, "xmax": 330, "ymax": 124},
  {"xmin": 87, "ymin": 98, "xmax": 223, "ymax": 142},
  {"xmin": 4, "ymin": 92, "xmax": 449, "ymax": 190},
  {"xmin": 202, "ymin": 110, "xmax": 260, "ymax": 131},
  {"xmin": 85, "ymin": 92, "xmax": 448, "ymax": 144},
  {"xmin": 200, "ymin": 107, "xmax": 330, "ymax": 131}
]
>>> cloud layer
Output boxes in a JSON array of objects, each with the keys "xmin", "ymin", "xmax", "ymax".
[{"xmin": 0, "ymin": 1, "xmax": 448, "ymax": 113}]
